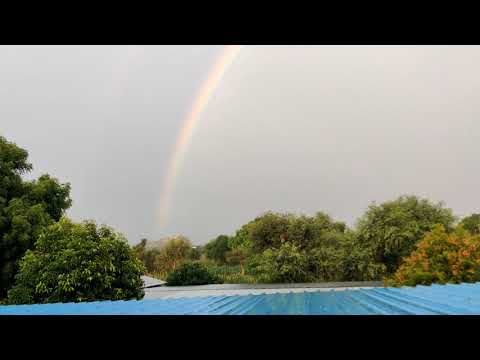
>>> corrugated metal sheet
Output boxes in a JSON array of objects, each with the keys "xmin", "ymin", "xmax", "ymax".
[
  {"xmin": 141, "ymin": 275, "xmax": 166, "ymax": 289},
  {"xmin": 2, "ymin": 282, "xmax": 480, "ymax": 315}
]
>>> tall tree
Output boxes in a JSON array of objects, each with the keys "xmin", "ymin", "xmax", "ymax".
[
  {"xmin": 204, "ymin": 235, "xmax": 231, "ymax": 263},
  {"xmin": 356, "ymin": 195, "xmax": 456, "ymax": 275},
  {"xmin": 0, "ymin": 136, "xmax": 72, "ymax": 297},
  {"xmin": 154, "ymin": 236, "xmax": 193, "ymax": 275}
]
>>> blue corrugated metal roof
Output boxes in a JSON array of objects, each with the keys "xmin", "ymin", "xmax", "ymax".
[{"xmin": 2, "ymin": 282, "xmax": 480, "ymax": 315}]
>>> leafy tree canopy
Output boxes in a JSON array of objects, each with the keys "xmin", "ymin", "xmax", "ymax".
[
  {"xmin": 255, "ymin": 242, "xmax": 312, "ymax": 283},
  {"xmin": 387, "ymin": 224, "xmax": 480, "ymax": 287},
  {"xmin": 7, "ymin": 218, "xmax": 145, "ymax": 304},
  {"xmin": 356, "ymin": 195, "xmax": 456, "ymax": 275},
  {"xmin": 204, "ymin": 235, "xmax": 231, "ymax": 263},
  {"xmin": 153, "ymin": 236, "xmax": 193, "ymax": 275},
  {"xmin": 0, "ymin": 136, "xmax": 72, "ymax": 298}
]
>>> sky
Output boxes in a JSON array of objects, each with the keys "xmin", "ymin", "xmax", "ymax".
[{"xmin": 2, "ymin": 45, "xmax": 480, "ymax": 245}]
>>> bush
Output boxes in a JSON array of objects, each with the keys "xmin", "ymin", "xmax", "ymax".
[
  {"xmin": 165, "ymin": 262, "xmax": 223, "ymax": 286},
  {"xmin": 7, "ymin": 218, "xmax": 145, "ymax": 304},
  {"xmin": 386, "ymin": 225, "xmax": 480, "ymax": 287}
]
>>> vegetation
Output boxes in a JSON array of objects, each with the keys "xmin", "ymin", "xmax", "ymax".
[
  {"xmin": 7, "ymin": 218, "xmax": 145, "ymax": 304},
  {"xmin": 387, "ymin": 225, "xmax": 480, "ymax": 287},
  {"xmin": 166, "ymin": 262, "xmax": 222, "ymax": 286},
  {"xmin": 460, "ymin": 214, "xmax": 480, "ymax": 235},
  {"xmin": 134, "ymin": 201, "xmax": 479, "ymax": 287},
  {"xmin": 0, "ymin": 136, "xmax": 72, "ymax": 298},
  {"xmin": 3, "ymin": 134, "xmax": 480, "ymax": 304},
  {"xmin": 356, "ymin": 195, "xmax": 455, "ymax": 275},
  {"xmin": 204, "ymin": 235, "xmax": 231, "ymax": 263}
]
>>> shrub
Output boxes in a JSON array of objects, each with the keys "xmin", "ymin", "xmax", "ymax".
[
  {"xmin": 7, "ymin": 218, "xmax": 145, "ymax": 304},
  {"xmin": 386, "ymin": 225, "xmax": 480, "ymax": 287},
  {"xmin": 165, "ymin": 262, "xmax": 222, "ymax": 286}
]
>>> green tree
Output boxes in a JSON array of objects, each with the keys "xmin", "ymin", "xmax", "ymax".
[
  {"xmin": 204, "ymin": 235, "xmax": 231, "ymax": 263},
  {"xmin": 188, "ymin": 246, "xmax": 202, "ymax": 261},
  {"xmin": 247, "ymin": 212, "xmax": 290, "ymax": 252},
  {"xmin": 255, "ymin": 242, "xmax": 313, "ymax": 283},
  {"xmin": 340, "ymin": 232, "xmax": 386, "ymax": 281},
  {"xmin": 0, "ymin": 136, "xmax": 72, "ymax": 298},
  {"xmin": 225, "ymin": 248, "xmax": 247, "ymax": 275},
  {"xmin": 153, "ymin": 236, "xmax": 193, "ymax": 276},
  {"xmin": 356, "ymin": 195, "xmax": 455, "ymax": 275},
  {"xmin": 7, "ymin": 218, "xmax": 145, "ymax": 304},
  {"xmin": 460, "ymin": 213, "xmax": 480, "ymax": 235},
  {"xmin": 387, "ymin": 225, "xmax": 480, "ymax": 287},
  {"xmin": 133, "ymin": 238, "xmax": 160, "ymax": 274}
]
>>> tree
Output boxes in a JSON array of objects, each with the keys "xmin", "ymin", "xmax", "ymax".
[
  {"xmin": 255, "ymin": 242, "xmax": 313, "ymax": 283},
  {"xmin": 153, "ymin": 236, "xmax": 193, "ymax": 276},
  {"xmin": 356, "ymin": 195, "xmax": 455, "ymax": 275},
  {"xmin": 204, "ymin": 235, "xmax": 231, "ymax": 263},
  {"xmin": 228, "ymin": 224, "xmax": 253, "ymax": 250},
  {"xmin": 188, "ymin": 246, "xmax": 202, "ymax": 261},
  {"xmin": 387, "ymin": 225, "xmax": 480, "ymax": 287},
  {"xmin": 339, "ymin": 232, "xmax": 386, "ymax": 281},
  {"xmin": 133, "ymin": 238, "xmax": 160, "ymax": 274},
  {"xmin": 246, "ymin": 212, "xmax": 290, "ymax": 252},
  {"xmin": 0, "ymin": 136, "xmax": 72, "ymax": 298},
  {"xmin": 225, "ymin": 248, "xmax": 247, "ymax": 275},
  {"xmin": 460, "ymin": 214, "xmax": 480, "ymax": 235},
  {"xmin": 7, "ymin": 218, "xmax": 145, "ymax": 304}
]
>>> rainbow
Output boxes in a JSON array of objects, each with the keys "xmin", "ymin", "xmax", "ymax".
[{"xmin": 158, "ymin": 45, "xmax": 243, "ymax": 231}]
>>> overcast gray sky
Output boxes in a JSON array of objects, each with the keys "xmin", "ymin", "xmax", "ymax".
[{"xmin": 2, "ymin": 46, "xmax": 480, "ymax": 245}]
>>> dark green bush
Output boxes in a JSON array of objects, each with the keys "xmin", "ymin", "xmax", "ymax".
[{"xmin": 166, "ymin": 262, "xmax": 223, "ymax": 286}]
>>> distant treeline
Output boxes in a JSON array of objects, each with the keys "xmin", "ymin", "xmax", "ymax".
[{"xmin": 135, "ymin": 196, "xmax": 480, "ymax": 286}]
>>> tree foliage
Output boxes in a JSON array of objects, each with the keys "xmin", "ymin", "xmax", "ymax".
[
  {"xmin": 153, "ymin": 236, "xmax": 193, "ymax": 275},
  {"xmin": 460, "ymin": 214, "xmax": 480, "ymax": 235},
  {"xmin": 225, "ymin": 248, "xmax": 247, "ymax": 275},
  {"xmin": 204, "ymin": 235, "xmax": 231, "ymax": 263},
  {"xmin": 356, "ymin": 195, "xmax": 455, "ymax": 275},
  {"xmin": 166, "ymin": 262, "xmax": 222, "ymax": 286},
  {"xmin": 7, "ymin": 218, "xmax": 145, "ymax": 304},
  {"xmin": 387, "ymin": 225, "xmax": 480, "ymax": 287},
  {"xmin": 254, "ymin": 242, "xmax": 312, "ymax": 283},
  {"xmin": 133, "ymin": 239, "xmax": 160, "ymax": 274},
  {"xmin": 0, "ymin": 136, "xmax": 72, "ymax": 298}
]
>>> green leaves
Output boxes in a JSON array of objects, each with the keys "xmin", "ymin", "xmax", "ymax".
[
  {"xmin": 0, "ymin": 136, "xmax": 72, "ymax": 298},
  {"xmin": 356, "ymin": 195, "xmax": 456, "ymax": 275},
  {"xmin": 387, "ymin": 224, "xmax": 480, "ymax": 287},
  {"xmin": 7, "ymin": 218, "xmax": 145, "ymax": 304},
  {"xmin": 166, "ymin": 262, "xmax": 222, "ymax": 286},
  {"xmin": 204, "ymin": 235, "xmax": 231, "ymax": 263}
]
